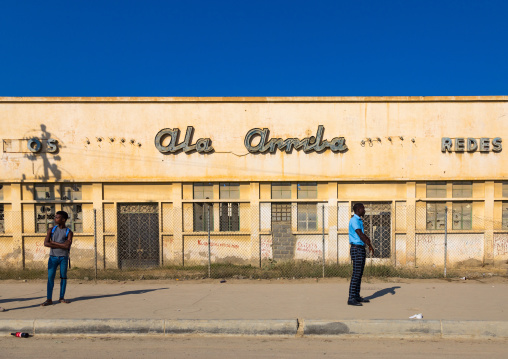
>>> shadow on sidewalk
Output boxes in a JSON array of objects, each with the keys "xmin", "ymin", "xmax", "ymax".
[
  {"xmin": 71, "ymin": 288, "xmax": 169, "ymax": 302},
  {"xmin": 364, "ymin": 286, "xmax": 401, "ymax": 301},
  {"xmin": 4, "ymin": 288, "xmax": 169, "ymax": 311},
  {"xmin": 0, "ymin": 296, "xmax": 45, "ymax": 304}
]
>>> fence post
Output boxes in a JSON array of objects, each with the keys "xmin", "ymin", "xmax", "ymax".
[
  {"xmin": 444, "ymin": 206, "xmax": 448, "ymax": 278},
  {"xmin": 207, "ymin": 206, "xmax": 211, "ymax": 278},
  {"xmin": 322, "ymin": 205, "xmax": 325, "ymax": 278},
  {"xmin": 93, "ymin": 209, "xmax": 97, "ymax": 282}
]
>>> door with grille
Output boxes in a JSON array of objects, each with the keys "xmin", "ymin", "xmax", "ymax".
[
  {"xmin": 357, "ymin": 202, "xmax": 391, "ymax": 259},
  {"xmin": 117, "ymin": 203, "xmax": 159, "ymax": 268}
]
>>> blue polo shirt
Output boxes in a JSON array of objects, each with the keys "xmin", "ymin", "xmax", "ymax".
[{"xmin": 349, "ymin": 214, "xmax": 365, "ymax": 246}]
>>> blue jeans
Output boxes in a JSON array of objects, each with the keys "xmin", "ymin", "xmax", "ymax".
[{"xmin": 47, "ymin": 256, "xmax": 68, "ymax": 300}]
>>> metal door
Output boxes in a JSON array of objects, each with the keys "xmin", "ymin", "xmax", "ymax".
[
  {"xmin": 117, "ymin": 203, "xmax": 159, "ymax": 268},
  {"xmin": 361, "ymin": 202, "xmax": 391, "ymax": 259}
]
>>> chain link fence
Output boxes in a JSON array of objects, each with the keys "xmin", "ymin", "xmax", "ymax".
[{"xmin": 0, "ymin": 203, "xmax": 507, "ymax": 280}]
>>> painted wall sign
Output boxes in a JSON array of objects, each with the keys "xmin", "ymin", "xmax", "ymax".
[
  {"xmin": 27, "ymin": 138, "xmax": 58, "ymax": 153},
  {"xmin": 441, "ymin": 137, "xmax": 502, "ymax": 153},
  {"xmin": 155, "ymin": 126, "xmax": 214, "ymax": 154},
  {"xmin": 244, "ymin": 125, "xmax": 347, "ymax": 154}
]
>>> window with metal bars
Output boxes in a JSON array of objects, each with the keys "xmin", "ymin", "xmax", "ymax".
[
  {"xmin": 426, "ymin": 202, "xmax": 446, "ymax": 230},
  {"xmin": 35, "ymin": 204, "xmax": 55, "ymax": 233},
  {"xmin": 0, "ymin": 204, "xmax": 4, "ymax": 233},
  {"xmin": 297, "ymin": 203, "xmax": 317, "ymax": 231},
  {"xmin": 219, "ymin": 203, "xmax": 240, "ymax": 231},
  {"xmin": 271, "ymin": 203, "xmax": 291, "ymax": 222},
  {"xmin": 193, "ymin": 203, "xmax": 214, "ymax": 231}
]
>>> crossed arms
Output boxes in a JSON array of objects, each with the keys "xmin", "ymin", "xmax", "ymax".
[{"xmin": 44, "ymin": 228, "xmax": 73, "ymax": 250}]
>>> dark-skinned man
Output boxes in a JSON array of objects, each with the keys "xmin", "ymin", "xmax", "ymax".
[
  {"xmin": 348, "ymin": 203, "xmax": 374, "ymax": 306},
  {"xmin": 41, "ymin": 211, "xmax": 73, "ymax": 306}
]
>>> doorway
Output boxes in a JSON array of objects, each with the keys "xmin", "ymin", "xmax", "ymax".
[{"xmin": 117, "ymin": 203, "xmax": 159, "ymax": 268}]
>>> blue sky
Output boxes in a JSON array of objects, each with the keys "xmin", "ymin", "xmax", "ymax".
[{"xmin": 0, "ymin": 0, "xmax": 506, "ymax": 96}]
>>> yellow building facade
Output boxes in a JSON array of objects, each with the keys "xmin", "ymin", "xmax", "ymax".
[{"xmin": 1, "ymin": 96, "xmax": 508, "ymax": 270}]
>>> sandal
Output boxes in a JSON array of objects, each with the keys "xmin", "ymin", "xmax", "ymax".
[
  {"xmin": 59, "ymin": 298, "xmax": 71, "ymax": 304},
  {"xmin": 41, "ymin": 300, "xmax": 53, "ymax": 306}
]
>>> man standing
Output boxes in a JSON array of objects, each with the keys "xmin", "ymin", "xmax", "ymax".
[
  {"xmin": 348, "ymin": 203, "xmax": 374, "ymax": 306},
  {"xmin": 41, "ymin": 211, "xmax": 73, "ymax": 306}
]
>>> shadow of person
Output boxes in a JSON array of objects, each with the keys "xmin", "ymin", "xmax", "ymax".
[
  {"xmin": 364, "ymin": 286, "xmax": 401, "ymax": 301},
  {"xmin": 71, "ymin": 288, "xmax": 169, "ymax": 302}
]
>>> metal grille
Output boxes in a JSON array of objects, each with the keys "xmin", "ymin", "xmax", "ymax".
[
  {"xmin": 271, "ymin": 203, "xmax": 291, "ymax": 222},
  {"xmin": 117, "ymin": 203, "xmax": 159, "ymax": 268},
  {"xmin": 361, "ymin": 202, "xmax": 391, "ymax": 259}
]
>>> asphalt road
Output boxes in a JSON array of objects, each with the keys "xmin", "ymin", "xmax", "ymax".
[{"xmin": 1, "ymin": 336, "xmax": 507, "ymax": 359}]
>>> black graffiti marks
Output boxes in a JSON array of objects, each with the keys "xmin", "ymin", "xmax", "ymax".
[
  {"xmin": 244, "ymin": 126, "xmax": 348, "ymax": 154},
  {"xmin": 155, "ymin": 126, "xmax": 214, "ymax": 154}
]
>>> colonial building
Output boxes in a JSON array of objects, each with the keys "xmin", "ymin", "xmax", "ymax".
[{"xmin": 1, "ymin": 97, "xmax": 507, "ymax": 269}]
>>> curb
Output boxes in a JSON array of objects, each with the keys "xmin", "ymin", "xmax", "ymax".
[{"xmin": 1, "ymin": 319, "xmax": 508, "ymax": 338}]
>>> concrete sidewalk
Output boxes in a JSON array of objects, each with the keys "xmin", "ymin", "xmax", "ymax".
[{"xmin": 1, "ymin": 277, "xmax": 507, "ymax": 338}]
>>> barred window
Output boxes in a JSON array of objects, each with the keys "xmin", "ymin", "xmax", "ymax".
[
  {"xmin": 272, "ymin": 182, "xmax": 291, "ymax": 199},
  {"xmin": 427, "ymin": 182, "xmax": 446, "ymax": 198},
  {"xmin": 35, "ymin": 204, "xmax": 55, "ymax": 233},
  {"xmin": 62, "ymin": 204, "xmax": 83, "ymax": 233},
  {"xmin": 220, "ymin": 183, "xmax": 240, "ymax": 199},
  {"xmin": 426, "ymin": 202, "xmax": 446, "ymax": 230},
  {"xmin": 219, "ymin": 203, "xmax": 239, "ymax": 231},
  {"xmin": 35, "ymin": 184, "xmax": 55, "ymax": 200},
  {"xmin": 271, "ymin": 203, "xmax": 291, "ymax": 222},
  {"xmin": 193, "ymin": 183, "xmax": 214, "ymax": 199},
  {"xmin": 297, "ymin": 203, "xmax": 317, "ymax": 231},
  {"xmin": 193, "ymin": 203, "xmax": 214, "ymax": 231},
  {"xmin": 452, "ymin": 202, "xmax": 472, "ymax": 230},
  {"xmin": 61, "ymin": 184, "xmax": 82, "ymax": 200},
  {"xmin": 452, "ymin": 182, "xmax": 472, "ymax": 198},
  {"xmin": 297, "ymin": 182, "xmax": 317, "ymax": 199},
  {"xmin": 0, "ymin": 204, "xmax": 4, "ymax": 233}
]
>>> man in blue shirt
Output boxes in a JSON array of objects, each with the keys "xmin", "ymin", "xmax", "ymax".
[{"xmin": 348, "ymin": 203, "xmax": 374, "ymax": 306}]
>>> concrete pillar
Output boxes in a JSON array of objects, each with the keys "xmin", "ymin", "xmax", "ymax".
[
  {"xmin": 11, "ymin": 184, "xmax": 23, "ymax": 269},
  {"xmin": 92, "ymin": 183, "xmax": 105, "ymax": 269},
  {"xmin": 172, "ymin": 183, "xmax": 183, "ymax": 266},
  {"xmin": 406, "ymin": 182, "xmax": 416, "ymax": 266},
  {"xmin": 327, "ymin": 182, "xmax": 338, "ymax": 264},
  {"xmin": 250, "ymin": 182, "xmax": 260, "ymax": 266},
  {"xmin": 484, "ymin": 181, "xmax": 495, "ymax": 264}
]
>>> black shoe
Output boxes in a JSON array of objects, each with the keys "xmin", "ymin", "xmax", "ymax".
[
  {"xmin": 356, "ymin": 297, "xmax": 370, "ymax": 303},
  {"xmin": 347, "ymin": 298, "xmax": 363, "ymax": 306}
]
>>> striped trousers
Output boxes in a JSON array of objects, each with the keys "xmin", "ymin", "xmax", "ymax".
[{"xmin": 348, "ymin": 245, "xmax": 366, "ymax": 300}]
